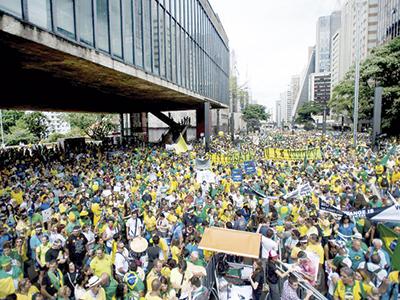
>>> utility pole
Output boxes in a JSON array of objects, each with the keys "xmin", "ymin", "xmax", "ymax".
[
  {"xmin": 353, "ymin": 0, "xmax": 362, "ymax": 148},
  {"xmin": 0, "ymin": 110, "xmax": 4, "ymax": 148}
]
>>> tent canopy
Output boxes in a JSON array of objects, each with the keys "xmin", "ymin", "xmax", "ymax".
[{"xmin": 198, "ymin": 227, "xmax": 261, "ymax": 259}]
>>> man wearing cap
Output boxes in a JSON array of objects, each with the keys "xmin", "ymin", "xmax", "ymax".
[
  {"xmin": 0, "ymin": 256, "xmax": 22, "ymax": 297},
  {"xmin": 81, "ymin": 275, "xmax": 106, "ymax": 300},
  {"xmin": 66, "ymin": 225, "xmax": 88, "ymax": 268}
]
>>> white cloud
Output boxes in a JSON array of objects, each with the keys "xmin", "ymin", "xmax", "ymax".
[{"xmin": 209, "ymin": 0, "xmax": 339, "ymax": 110}]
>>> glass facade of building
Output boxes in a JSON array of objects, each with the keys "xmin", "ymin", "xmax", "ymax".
[
  {"xmin": 0, "ymin": 0, "xmax": 229, "ymax": 105},
  {"xmin": 378, "ymin": 0, "xmax": 400, "ymax": 44}
]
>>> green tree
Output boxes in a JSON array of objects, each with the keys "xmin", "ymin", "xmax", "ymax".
[
  {"xmin": 1, "ymin": 110, "xmax": 25, "ymax": 134},
  {"xmin": 329, "ymin": 37, "xmax": 400, "ymax": 134},
  {"xmin": 5, "ymin": 119, "xmax": 35, "ymax": 146},
  {"xmin": 295, "ymin": 102, "xmax": 323, "ymax": 124},
  {"xmin": 242, "ymin": 104, "xmax": 271, "ymax": 122},
  {"xmin": 66, "ymin": 113, "xmax": 118, "ymax": 140},
  {"xmin": 241, "ymin": 104, "xmax": 270, "ymax": 132},
  {"xmin": 23, "ymin": 112, "xmax": 49, "ymax": 141}
]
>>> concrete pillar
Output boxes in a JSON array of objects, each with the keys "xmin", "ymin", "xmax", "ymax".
[
  {"xmin": 196, "ymin": 106, "xmax": 205, "ymax": 139},
  {"xmin": 119, "ymin": 113, "xmax": 124, "ymax": 139},
  {"xmin": 204, "ymin": 102, "xmax": 211, "ymax": 152},
  {"xmin": 141, "ymin": 112, "xmax": 148, "ymax": 143},
  {"xmin": 216, "ymin": 109, "xmax": 220, "ymax": 134}
]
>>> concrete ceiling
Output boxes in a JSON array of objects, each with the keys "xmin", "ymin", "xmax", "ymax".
[{"xmin": 0, "ymin": 27, "xmax": 225, "ymax": 113}]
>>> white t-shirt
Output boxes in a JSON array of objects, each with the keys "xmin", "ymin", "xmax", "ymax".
[
  {"xmin": 261, "ymin": 236, "xmax": 278, "ymax": 259},
  {"xmin": 357, "ymin": 262, "xmax": 387, "ymax": 287},
  {"xmin": 126, "ymin": 217, "xmax": 142, "ymax": 238},
  {"xmin": 114, "ymin": 249, "xmax": 129, "ymax": 276}
]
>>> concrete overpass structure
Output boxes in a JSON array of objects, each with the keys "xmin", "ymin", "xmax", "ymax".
[{"xmin": 0, "ymin": 0, "xmax": 229, "ymax": 142}]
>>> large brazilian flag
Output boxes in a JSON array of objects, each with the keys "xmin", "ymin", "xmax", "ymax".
[{"xmin": 377, "ymin": 224, "xmax": 400, "ymax": 271}]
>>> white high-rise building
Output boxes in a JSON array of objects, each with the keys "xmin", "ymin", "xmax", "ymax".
[
  {"xmin": 43, "ymin": 112, "xmax": 71, "ymax": 134},
  {"xmin": 285, "ymin": 75, "xmax": 300, "ymax": 123},
  {"xmin": 338, "ymin": 0, "xmax": 379, "ymax": 82},
  {"xmin": 330, "ymin": 31, "xmax": 341, "ymax": 90},
  {"xmin": 275, "ymin": 100, "xmax": 282, "ymax": 127},
  {"xmin": 280, "ymin": 91, "xmax": 288, "ymax": 125}
]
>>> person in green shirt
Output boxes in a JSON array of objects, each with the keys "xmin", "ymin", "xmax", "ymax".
[
  {"xmin": 124, "ymin": 270, "xmax": 145, "ymax": 300},
  {"xmin": 100, "ymin": 272, "xmax": 118, "ymax": 300},
  {"xmin": 348, "ymin": 240, "xmax": 366, "ymax": 270}
]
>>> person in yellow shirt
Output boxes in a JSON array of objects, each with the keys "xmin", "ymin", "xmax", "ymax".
[
  {"xmin": 36, "ymin": 235, "xmax": 51, "ymax": 270},
  {"xmin": 333, "ymin": 267, "xmax": 387, "ymax": 300},
  {"xmin": 15, "ymin": 278, "xmax": 39, "ymax": 300},
  {"xmin": 146, "ymin": 260, "xmax": 163, "ymax": 293},
  {"xmin": 11, "ymin": 187, "xmax": 23, "ymax": 206},
  {"xmin": 170, "ymin": 240, "xmax": 182, "ymax": 264},
  {"xmin": 145, "ymin": 278, "xmax": 163, "ymax": 300},
  {"xmin": 90, "ymin": 248, "xmax": 113, "ymax": 278},
  {"xmin": 144, "ymin": 211, "xmax": 157, "ymax": 233}
]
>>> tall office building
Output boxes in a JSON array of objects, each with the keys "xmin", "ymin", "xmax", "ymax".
[
  {"xmin": 315, "ymin": 11, "xmax": 341, "ymax": 73},
  {"xmin": 330, "ymin": 31, "xmax": 341, "ymax": 90},
  {"xmin": 338, "ymin": 0, "xmax": 379, "ymax": 82},
  {"xmin": 309, "ymin": 73, "xmax": 331, "ymax": 106},
  {"xmin": 378, "ymin": 0, "xmax": 400, "ymax": 44},
  {"xmin": 280, "ymin": 91, "xmax": 288, "ymax": 124},
  {"xmin": 275, "ymin": 100, "xmax": 282, "ymax": 127},
  {"xmin": 286, "ymin": 75, "xmax": 300, "ymax": 123},
  {"xmin": 291, "ymin": 47, "xmax": 316, "ymax": 119}
]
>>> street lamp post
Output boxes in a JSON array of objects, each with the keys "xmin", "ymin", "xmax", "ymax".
[
  {"xmin": 368, "ymin": 78, "xmax": 383, "ymax": 151},
  {"xmin": 353, "ymin": 0, "xmax": 363, "ymax": 148},
  {"xmin": 0, "ymin": 110, "xmax": 4, "ymax": 148}
]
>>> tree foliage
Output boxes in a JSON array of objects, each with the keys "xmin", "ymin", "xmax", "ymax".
[
  {"xmin": 23, "ymin": 112, "xmax": 49, "ymax": 141},
  {"xmin": 329, "ymin": 37, "xmax": 400, "ymax": 134},
  {"xmin": 242, "ymin": 104, "xmax": 271, "ymax": 122},
  {"xmin": 5, "ymin": 119, "xmax": 36, "ymax": 146},
  {"xmin": 295, "ymin": 102, "xmax": 323, "ymax": 124},
  {"xmin": 66, "ymin": 113, "xmax": 118, "ymax": 140},
  {"xmin": 1, "ymin": 110, "xmax": 25, "ymax": 134}
]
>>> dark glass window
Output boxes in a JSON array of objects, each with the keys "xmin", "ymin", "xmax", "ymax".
[
  {"xmin": 151, "ymin": 0, "xmax": 159, "ymax": 74},
  {"xmin": 122, "ymin": 0, "xmax": 133, "ymax": 63},
  {"xmin": 79, "ymin": 0, "xmax": 94, "ymax": 45},
  {"xmin": 143, "ymin": 0, "xmax": 151, "ymax": 71},
  {"xmin": 55, "ymin": 0, "xmax": 76, "ymax": 39},
  {"xmin": 159, "ymin": 5, "xmax": 165, "ymax": 77},
  {"xmin": 27, "ymin": 0, "xmax": 52, "ymax": 29},
  {"xmin": 96, "ymin": 0, "xmax": 110, "ymax": 52},
  {"xmin": 0, "ymin": 1, "xmax": 22, "ymax": 18},
  {"xmin": 110, "ymin": 0, "xmax": 123, "ymax": 57},
  {"xmin": 134, "ymin": 0, "xmax": 143, "ymax": 67}
]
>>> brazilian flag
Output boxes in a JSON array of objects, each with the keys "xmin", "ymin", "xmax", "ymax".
[
  {"xmin": 377, "ymin": 224, "xmax": 400, "ymax": 270},
  {"xmin": 381, "ymin": 146, "xmax": 397, "ymax": 166}
]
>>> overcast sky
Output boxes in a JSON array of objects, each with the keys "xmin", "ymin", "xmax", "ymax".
[{"xmin": 208, "ymin": 0, "xmax": 341, "ymax": 111}]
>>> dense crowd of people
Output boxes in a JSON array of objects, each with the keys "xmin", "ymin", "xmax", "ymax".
[{"xmin": 0, "ymin": 130, "xmax": 399, "ymax": 300}]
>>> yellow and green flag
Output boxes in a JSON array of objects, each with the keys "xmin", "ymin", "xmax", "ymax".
[
  {"xmin": 377, "ymin": 224, "xmax": 400, "ymax": 270},
  {"xmin": 175, "ymin": 134, "xmax": 188, "ymax": 154}
]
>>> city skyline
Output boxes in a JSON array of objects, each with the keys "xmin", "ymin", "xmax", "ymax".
[{"xmin": 209, "ymin": 0, "xmax": 340, "ymax": 110}]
